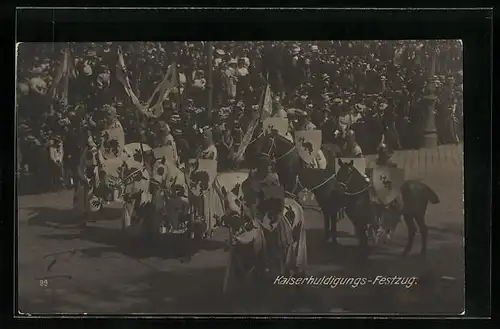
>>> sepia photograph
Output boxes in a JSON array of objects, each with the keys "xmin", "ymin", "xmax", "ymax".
[{"xmin": 16, "ymin": 40, "xmax": 464, "ymax": 314}]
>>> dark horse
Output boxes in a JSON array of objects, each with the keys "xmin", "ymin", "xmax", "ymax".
[
  {"xmin": 375, "ymin": 179, "xmax": 440, "ymax": 257},
  {"xmin": 254, "ymin": 132, "xmax": 345, "ymax": 245},
  {"xmin": 336, "ymin": 159, "xmax": 441, "ymax": 257},
  {"xmin": 335, "ymin": 159, "xmax": 374, "ymax": 256}
]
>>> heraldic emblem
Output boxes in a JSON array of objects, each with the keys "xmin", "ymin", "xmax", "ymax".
[{"xmin": 294, "ymin": 130, "xmax": 322, "ymax": 164}]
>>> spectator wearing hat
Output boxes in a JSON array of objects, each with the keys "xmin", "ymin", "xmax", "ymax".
[
  {"xmin": 198, "ymin": 128, "xmax": 218, "ymax": 161},
  {"xmin": 380, "ymin": 100, "xmax": 402, "ymax": 152},
  {"xmin": 214, "ymin": 48, "xmax": 225, "ymax": 68},
  {"xmin": 224, "ymin": 58, "xmax": 238, "ymax": 100},
  {"xmin": 219, "ymin": 123, "xmax": 235, "ymax": 170},
  {"xmin": 28, "ymin": 74, "xmax": 48, "ymax": 96}
]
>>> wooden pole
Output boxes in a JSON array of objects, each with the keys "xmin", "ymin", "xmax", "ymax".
[{"xmin": 207, "ymin": 41, "xmax": 213, "ymax": 125}]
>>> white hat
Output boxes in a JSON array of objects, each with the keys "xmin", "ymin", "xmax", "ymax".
[
  {"xmin": 228, "ymin": 58, "xmax": 237, "ymax": 65},
  {"xmin": 215, "ymin": 49, "xmax": 225, "ymax": 56},
  {"xmin": 379, "ymin": 103, "xmax": 388, "ymax": 110},
  {"xmin": 311, "ymin": 45, "xmax": 319, "ymax": 51}
]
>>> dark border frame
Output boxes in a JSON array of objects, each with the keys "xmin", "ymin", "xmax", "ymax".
[{"xmin": 3, "ymin": 6, "xmax": 492, "ymax": 326}]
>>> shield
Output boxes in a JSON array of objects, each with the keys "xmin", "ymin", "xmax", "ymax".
[
  {"xmin": 100, "ymin": 123, "xmax": 126, "ymax": 159},
  {"xmin": 335, "ymin": 157, "xmax": 367, "ymax": 176},
  {"xmin": 372, "ymin": 166, "xmax": 405, "ymax": 205},
  {"xmin": 153, "ymin": 145, "xmax": 176, "ymax": 164},
  {"xmin": 186, "ymin": 159, "xmax": 218, "ymax": 196},
  {"xmin": 123, "ymin": 143, "xmax": 152, "ymax": 162},
  {"xmin": 263, "ymin": 117, "xmax": 289, "ymax": 136},
  {"xmin": 295, "ymin": 130, "xmax": 322, "ymax": 163},
  {"xmin": 214, "ymin": 171, "xmax": 249, "ymax": 196}
]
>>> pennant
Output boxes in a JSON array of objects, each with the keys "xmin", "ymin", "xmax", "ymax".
[
  {"xmin": 146, "ymin": 63, "xmax": 178, "ymax": 117},
  {"xmin": 49, "ymin": 48, "xmax": 76, "ymax": 106},
  {"xmin": 260, "ymin": 83, "xmax": 273, "ymax": 121}
]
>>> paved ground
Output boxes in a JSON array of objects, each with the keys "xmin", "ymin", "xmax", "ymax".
[{"xmin": 17, "ymin": 144, "xmax": 464, "ymax": 315}]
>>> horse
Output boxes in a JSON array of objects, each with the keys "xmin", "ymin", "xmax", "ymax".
[
  {"xmin": 219, "ymin": 180, "xmax": 307, "ymax": 304},
  {"xmin": 73, "ymin": 145, "xmax": 153, "ymax": 238},
  {"xmin": 374, "ymin": 180, "xmax": 440, "ymax": 257},
  {"xmin": 254, "ymin": 132, "xmax": 345, "ymax": 245},
  {"xmin": 149, "ymin": 156, "xmax": 190, "ymax": 236},
  {"xmin": 335, "ymin": 159, "xmax": 374, "ymax": 256}
]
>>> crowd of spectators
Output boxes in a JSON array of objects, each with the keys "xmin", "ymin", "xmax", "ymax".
[{"xmin": 17, "ymin": 40, "xmax": 463, "ymax": 169}]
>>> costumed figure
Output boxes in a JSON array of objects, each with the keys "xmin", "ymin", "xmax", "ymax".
[
  {"xmin": 369, "ymin": 143, "xmax": 403, "ymax": 235},
  {"xmin": 197, "ymin": 128, "xmax": 219, "ymax": 234},
  {"xmin": 342, "ymin": 129, "xmax": 363, "ymax": 157}
]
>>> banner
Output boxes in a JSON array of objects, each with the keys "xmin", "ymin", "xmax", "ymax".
[
  {"xmin": 146, "ymin": 63, "xmax": 178, "ymax": 117},
  {"xmin": 232, "ymin": 83, "xmax": 269, "ymax": 162}
]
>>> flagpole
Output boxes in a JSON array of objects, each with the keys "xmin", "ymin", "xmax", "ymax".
[
  {"xmin": 207, "ymin": 41, "xmax": 213, "ymax": 125},
  {"xmin": 133, "ymin": 51, "xmax": 145, "ymax": 158}
]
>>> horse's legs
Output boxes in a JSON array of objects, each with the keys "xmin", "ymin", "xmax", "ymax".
[
  {"xmin": 354, "ymin": 219, "xmax": 369, "ymax": 257},
  {"xmin": 414, "ymin": 213, "xmax": 428, "ymax": 257},
  {"xmin": 402, "ymin": 214, "xmax": 417, "ymax": 256},
  {"xmin": 316, "ymin": 200, "xmax": 330, "ymax": 242},
  {"xmin": 330, "ymin": 211, "xmax": 339, "ymax": 246}
]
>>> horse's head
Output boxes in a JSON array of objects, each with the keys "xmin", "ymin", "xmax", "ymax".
[
  {"xmin": 258, "ymin": 133, "xmax": 294, "ymax": 162},
  {"xmin": 336, "ymin": 159, "xmax": 366, "ymax": 192}
]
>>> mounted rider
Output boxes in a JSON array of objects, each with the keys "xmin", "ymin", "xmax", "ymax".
[
  {"xmin": 242, "ymin": 153, "xmax": 281, "ymax": 218},
  {"xmin": 153, "ymin": 120, "xmax": 179, "ymax": 166},
  {"xmin": 369, "ymin": 143, "xmax": 404, "ymax": 227},
  {"xmin": 342, "ymin": 129, "xmax": 363, "ymax": 158}
]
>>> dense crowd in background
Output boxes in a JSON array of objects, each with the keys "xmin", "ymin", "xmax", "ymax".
[{"xmin": 17, "ymin": 40, "xmax": 463, "ymax": 184}]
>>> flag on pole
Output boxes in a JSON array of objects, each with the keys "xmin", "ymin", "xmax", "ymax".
[
  {"xmin": 49, "ymin": 48, "xmax": 76, "ymax": 106},
  {"xmin": 260, "ymin": 83, "xmax": 273, "ymax": 121},
  {"xmin": 146, "ymin": 63, "xmax": 178, "ymax": 117},
  {"xmin": 116, "ymin": 46, "xmax": 141, "ymax": 107},
  {"xmin": 232, "ymin": 83, "xmax": 269, "ymax": 162}
]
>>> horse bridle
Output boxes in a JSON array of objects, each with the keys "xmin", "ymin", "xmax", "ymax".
[
  {"xmin": 337, "ymin": 166, "xmax": 369, "ymax": 196},
  {"xmin": 263, "ymin": 136, "xmax": 296, "ymax": 162}
]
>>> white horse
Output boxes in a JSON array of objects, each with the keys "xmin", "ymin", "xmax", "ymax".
[
  {"xmin": 216, "ymin": 172, "xmax": 307, "ymax": 294},
  {"xmin": 73, "ymin": 143, "xmax": 153, "ymax": 237}
]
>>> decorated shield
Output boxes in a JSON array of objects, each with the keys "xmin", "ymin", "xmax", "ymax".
[
  {"xmin": 123, "ymin": 143, "xmax": 152, "ymax": 162},
  {"xmin": 335, "ymin": 158, "xmax": 367, "ymax": 176},
  {"xmin": 295, "ymin": 130, "xmax": 322, "ymax": 164},
  {"xmin": 263, "ymin": 117, "xmax": 289, "ymax": 136},
  {"xmin": 372, "ymin": 166, "xmax": 405, "ymax": 205},
  {"xmin": 153, "ymin": 145, "xmax": 176, "ymax": 164},
  {"xmin": 186, "ymin": 159, "xmax": 218, "ymax": 196},
  {"xmin": 100, "ymin": 123, "xmax": 126, "ymax": 160},
  {"xmin": 214, "ymin": 171, "xmax": 249, "ymax": 197}
]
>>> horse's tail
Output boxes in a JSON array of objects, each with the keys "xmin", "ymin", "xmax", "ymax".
[{"xmin": 422, "ymin": 183, "xmax": 440, "ymax": 204}]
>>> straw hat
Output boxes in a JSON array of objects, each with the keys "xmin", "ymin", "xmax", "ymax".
[
  {"xmin": 215, "ymin": 49, "xmax": 225, "ymax": 56},
  {"xmin": 378, "ymin": 103, "xmax": 389, "ymax": 110}
]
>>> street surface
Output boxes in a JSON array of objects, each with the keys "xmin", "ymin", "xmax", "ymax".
[{"xmin": 18, "ymin": 145, "xmax": 464, "ymax": 315}]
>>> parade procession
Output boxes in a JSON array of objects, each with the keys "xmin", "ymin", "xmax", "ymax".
[{"xmin": 17, "ymin": 41, "xmax": 464, "ymax": 312}]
